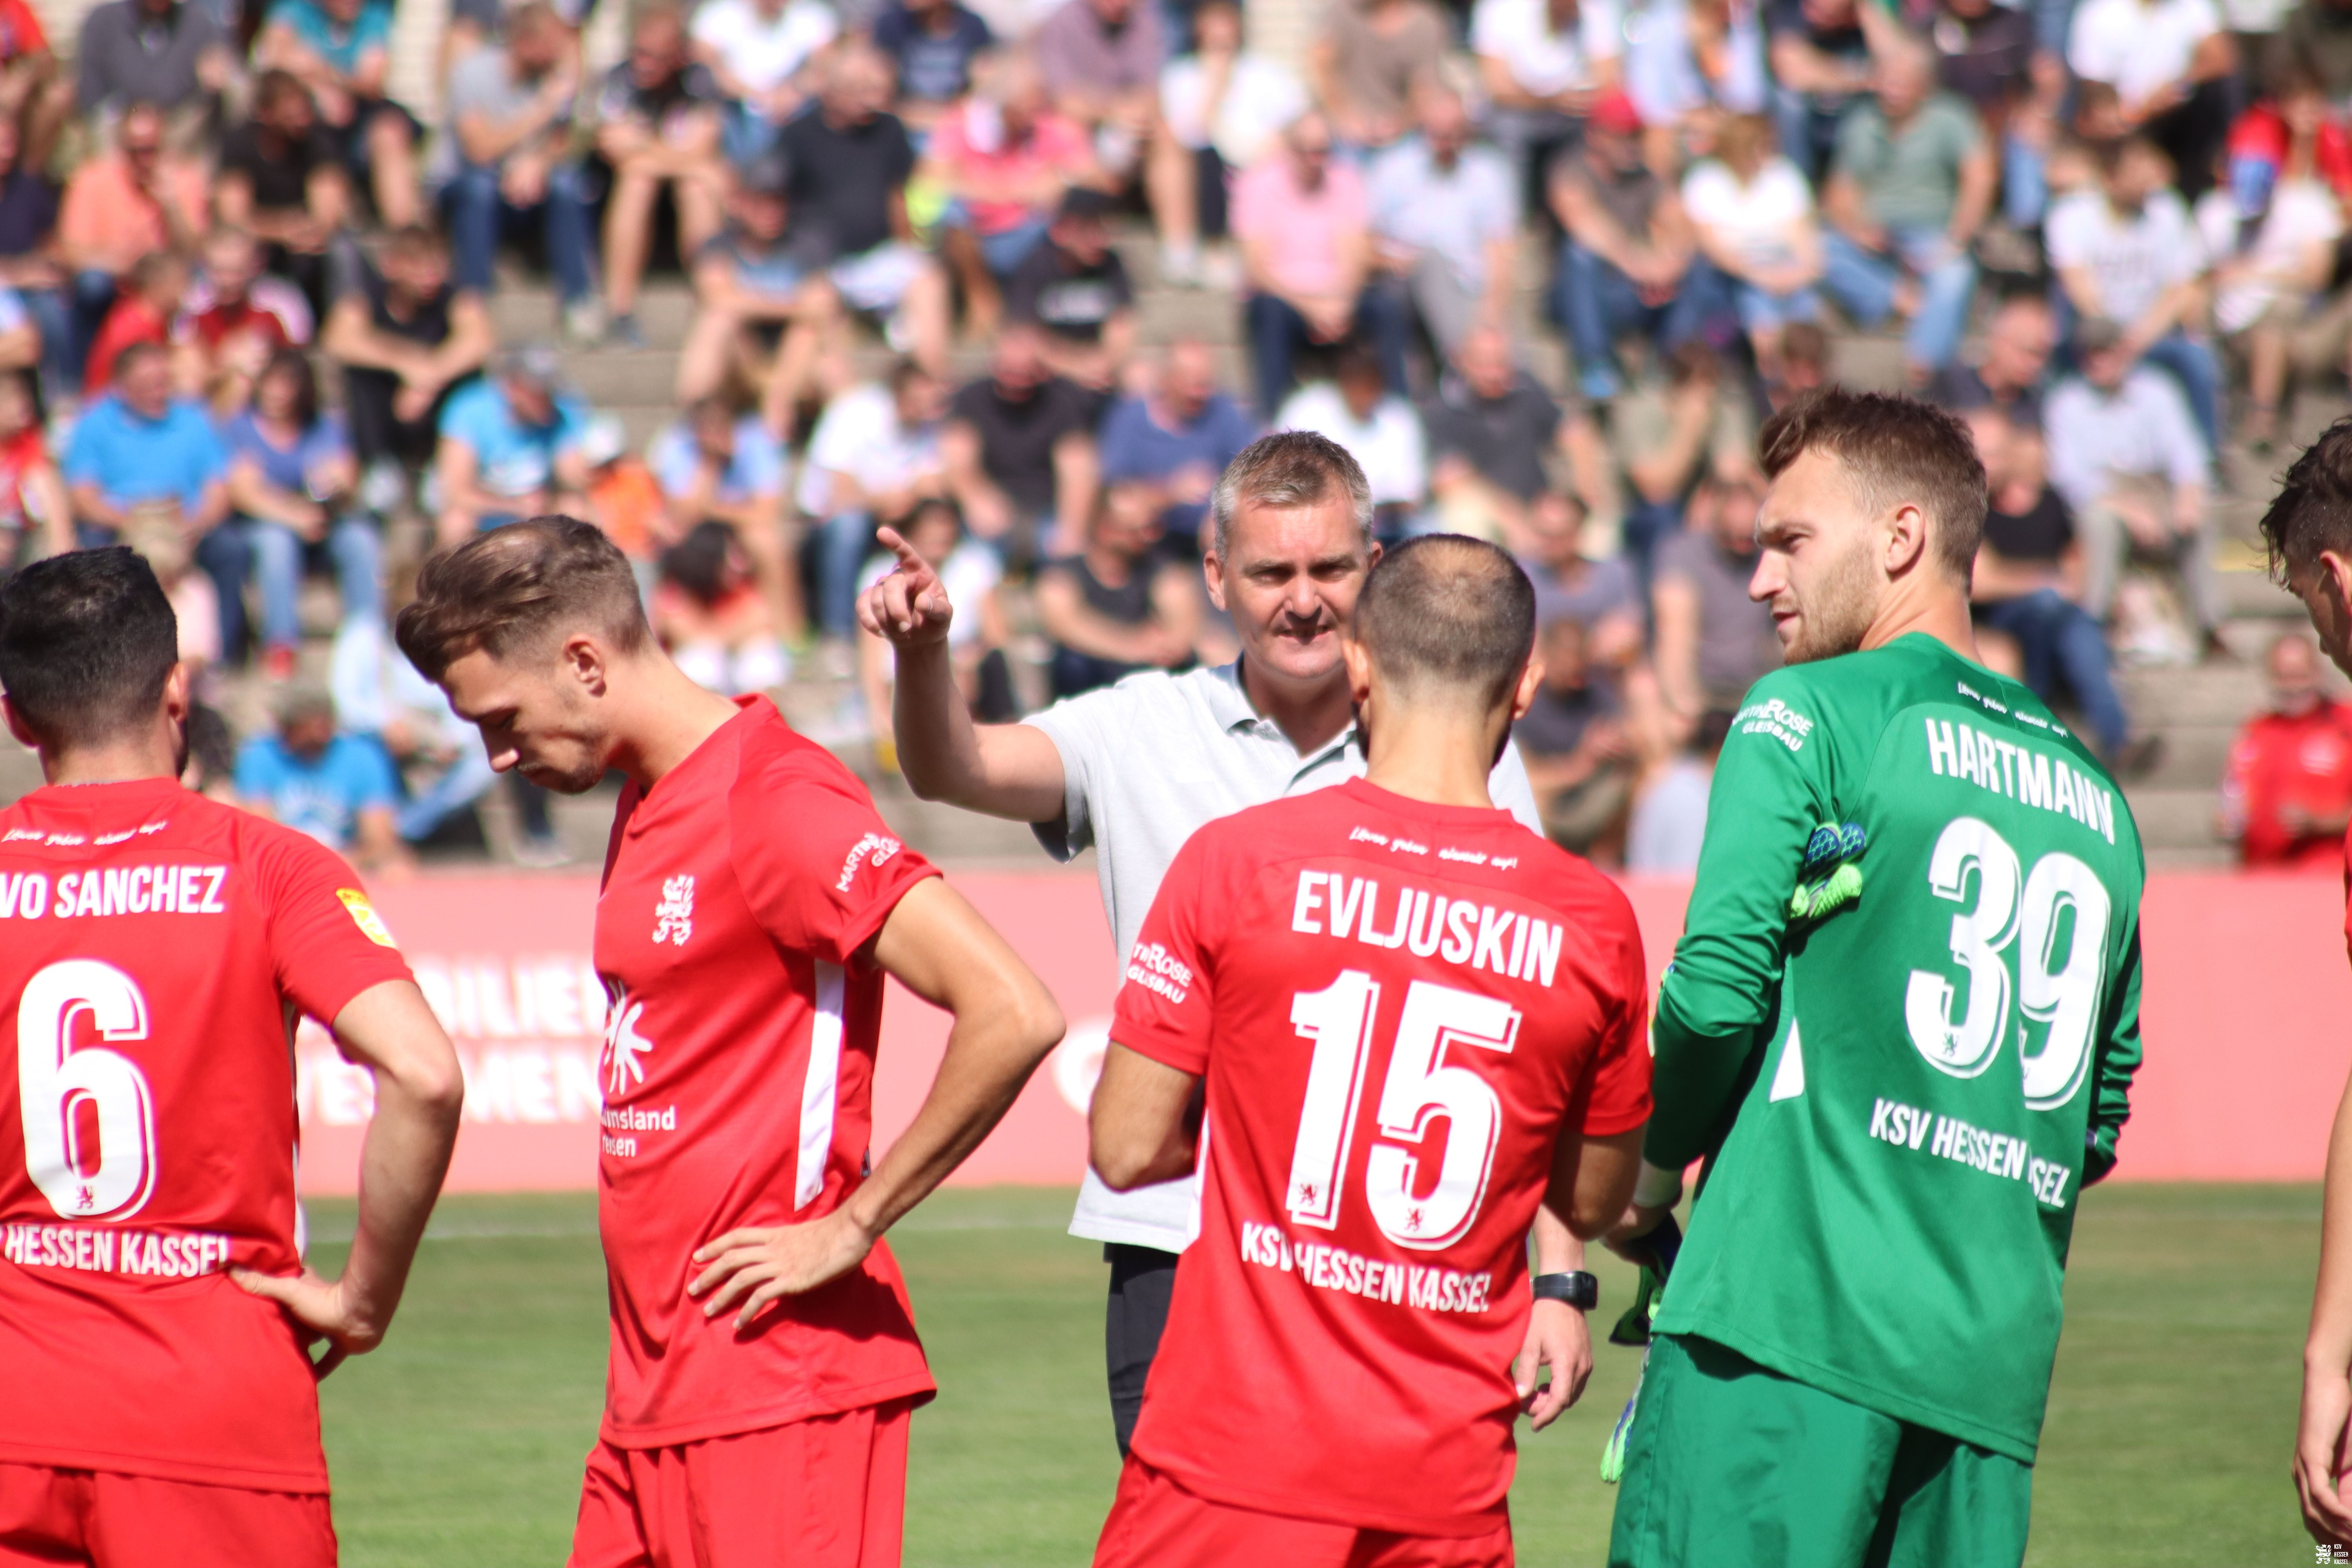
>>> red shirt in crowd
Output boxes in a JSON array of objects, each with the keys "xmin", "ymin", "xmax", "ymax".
[
  {"xmin": 0, "ymin": 778, "xmax": 413, "ymax": 1492},
  {"xmin": 2225, "ymin": 698, "xmax": 2352, "ymax": 867},
  {"xmin": 1111, "ymin": 777, "xmax": 1652, "ymax": 1537},
  {"xmin": 592, "ymin": 697, "xmax": 940, "ymax": 1448}
]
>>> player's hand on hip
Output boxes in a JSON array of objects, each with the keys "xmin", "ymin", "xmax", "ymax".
[
  {"xmin": 1514, "ymin": 1298, "xmax": 1592, "ymax": 1431},
  {"xmin": 230, "ymin": 1266, "xmax": 385, "ymax": 1381},
  {"xmin": 688, "ymin": 1212, "xmax": 879, "ymax": 1330},
  {"xmin": 856, "ymin": 527, "xmax": 955, "ymax": 649},
  {"xmin": 2297, "ymin": 1364, "xmax": 2352, "ymax": 1545}
]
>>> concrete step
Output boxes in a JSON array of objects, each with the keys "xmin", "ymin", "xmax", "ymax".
[{"xmin": 2120, "ymin": 786, "xmax": 2227, "ymax": 855}]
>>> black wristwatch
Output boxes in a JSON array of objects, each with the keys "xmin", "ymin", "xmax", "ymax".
[{"xmin": 1531, "ymin": 1271, "xmax": 1599, "ymax": 1310}]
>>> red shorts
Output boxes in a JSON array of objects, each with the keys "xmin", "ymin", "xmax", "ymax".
[
  {"xmin": 0, "ymin": 1461, "xmax": 335, "ymax": 1568},
  {"xmin": 568, "ymin": 1399, "xmax": 913, "ymax": 1568},
  {"xmin": 1092, "ymin": 1455, "xmax": 1514, "ymax": 1568}
]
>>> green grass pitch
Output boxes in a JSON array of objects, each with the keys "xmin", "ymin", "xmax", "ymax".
[{"xmin": 308, "ymin": 1183, "xmax": 2314, "ymax": 1566}]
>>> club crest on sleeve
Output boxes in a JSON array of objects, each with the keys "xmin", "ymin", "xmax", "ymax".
[
  {"xmin": 653, "ymin": 875, "xmax": 695, "ymax": 946},
  {"xmin": 336, "ymin": 888, "xmax": 397, "ymax": 947}
]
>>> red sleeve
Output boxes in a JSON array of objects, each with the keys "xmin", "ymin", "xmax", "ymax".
[
  {"xmin": 729, "ymin": 739, "xmax": 940, "ymax": 967},
  {"xmin": 255, "ymin": 826, "xmax": 416, "ymax": 1029},
  {"xmin": 2, "ymin": 0, "xmax": 47, "ymax": 56},
  {"xmin": 1108, "ymin": 828, "xmax": 1220, "ymax": 1076},
  {"xmin": 1568, "ymin": 887, "xmax": 1652, "ymax": 1138}
]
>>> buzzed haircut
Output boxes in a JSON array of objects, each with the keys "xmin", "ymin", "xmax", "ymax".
[
  {"xmin": 0, "ymin": 547, "xmax": 180, "ymax": 751},
  {"xmin": 1353, "ymin": 535, "xmax": 1535, "ymax": 709},
  {"xmin": 2259, "ymin": 416, "xmax": 2352, "ymax": 583},
  {"xmin": 1208, "ymin": 430, "xmax": 1372, "ymax": 559},
  {"xmin": 1758, "ymin": 387, "xmax": 1986, "ymax": 580},
  {"xmin": 396, "ymin": 515, "xmax": 652, "ymax": 682}
]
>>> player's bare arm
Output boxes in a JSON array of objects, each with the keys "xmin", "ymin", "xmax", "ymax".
[
  {"xmin": 233, "ymin": 979, "xmax": 464, "ymax": 1378},
  {"xmin": 2301, "ymin": 1064, "xmax": 2352, "ymax": 1545},
  {"xmin": 688, "ymin": 877, "xmax": 1064, "ymax": 1328},
  {"xmin": 1516, "ymin": 1128, "xmax": 1642, "ymax": 1430},
  {"xmin": 858, "ymin": 526, "xmax": 1069, "ymax": 822},
  {"xmin": 1087, "ymin": 1042, "xmax": 1202, "ymax": 1192}
]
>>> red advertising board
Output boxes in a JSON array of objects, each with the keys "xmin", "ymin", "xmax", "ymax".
[{"xmin": 293, "ymin": 869, "xmax": 2352, "ymax": 1195}]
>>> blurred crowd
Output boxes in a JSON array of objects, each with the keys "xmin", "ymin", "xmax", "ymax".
[{"xmin": 5, "ymin": 0, "xmax": 2352, "ymax": 869}]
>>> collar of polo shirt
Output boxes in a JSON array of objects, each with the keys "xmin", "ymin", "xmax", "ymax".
[{"xmin": 1202, "ymin": 661, "xmax": 1361, "ymax": 763}]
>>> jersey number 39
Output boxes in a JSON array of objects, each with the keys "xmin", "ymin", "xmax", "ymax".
[
  {"xmin": 1285, "ymin": 973, "xmax": 1521, "ymax": 1251},
  {"xmin": 1905, "ymin": 817, "xmax": 2111, "ymax": 1112},
  {"xmin": 17, "ymin": 959, "xmax": 158, "ymax": 1221}
]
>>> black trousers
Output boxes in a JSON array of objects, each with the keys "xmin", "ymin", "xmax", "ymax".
[{"xmin": 1104, "ymin": 1243, "xmax": 1180, "ymax": 1457}]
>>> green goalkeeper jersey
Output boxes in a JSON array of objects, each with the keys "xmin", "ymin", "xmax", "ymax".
[{"xmin": 1648, "ymin": 632, "xmax": 2144, "ymax": 1465}]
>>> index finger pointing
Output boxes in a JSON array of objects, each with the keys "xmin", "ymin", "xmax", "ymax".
[{"xmin": 876, "ymin": 526, "xmax": 924, "ymax": 573}]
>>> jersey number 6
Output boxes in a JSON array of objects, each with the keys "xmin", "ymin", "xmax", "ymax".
[
  {"xmin": 1286, "ymin": 972, "xmax": 1521, "ymax": 1251},
  {"xmin": 1904, "ymin": 816, "xmax": 2111, "ymax": 1112},
  {"xmin": 17, "ymin": 959, "xmax": 158, "ymax": 1221}
]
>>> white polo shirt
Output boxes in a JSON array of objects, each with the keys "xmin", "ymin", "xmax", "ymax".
[{"xmin": 1026, "ymin": 660, "xmax": 1546, "ymax": 1251}]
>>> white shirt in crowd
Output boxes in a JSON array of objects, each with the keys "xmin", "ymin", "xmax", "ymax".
[
  {"xmin": 1274, "ymin": 380, "xmax": 1428, "ymax": 508},
  {"xmin": 690, "ymin": 0, "xmax": 840, "ymax": 96},
  {"xmin": 1470, "ymin": 0, "xmax": 1624, "ymax": 97},
  {"xmin": 2193, "ymin": 178, "xmax": 2343, "ymax": 334},
  {"xmin": 859, "ymin": 543, "xmax": 1002, "ymax": 660},
  {"xmin": 1159, "ymin": 51, "xmax": 1306, "ymax": 168},
  {"xmin": 798, "ymin": 382, "xmax": 941, "ymax": 517},
  {"xmin": 1367, "ymin": 136, "xmax": 1521, "ymax": 291},
  {"xmin": 1680, "ymin": 155, "xmax": 1814, "ymax": 269},
  {"xmin": 2044, "ymin": 186, "xmax": 2202, "ymax": 325},
  {"xmin": 1625, "ymin": 0, "xmax": 1769, "ymax": 124},
  {"xmin": 2044, "ymin": 366, "xmax": 2212, "ymax": 513},
  {"xmin": 2066, "ymin": 0, "xmax": 2220, "ymax": 103}
]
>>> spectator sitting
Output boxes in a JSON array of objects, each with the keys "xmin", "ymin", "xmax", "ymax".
[
  {"xmin": 1367, "ymin": 85, "xmax": 1518, "ymax": 364},
  {"xmin": 1310, "ymin": 0, "xmax": 1448, "ymax": 152},
  {"xmin": 1472, "ymin": 0, "xmax": 1623, "ymax": 197},
  {"xmin": 0, "ymin": 117, "xmax": 66, "ymax": 399},
  {"xmin": 2046, "ymin": 136, "xmax": 2222, "ymax": 451},
  {"xmin": 323, "ymin": 223, "xmax": 495, "ymax": 478},
  {"xmin": 923, "ymin": 53, "xmax": 1099, "ymax": 339},
  {"xmin": 432, "ymin": 343, "xmax": 592, "ymax": 544},
  {"xmin": 689, "ymin": 0, "xmax": 838, "ymax": 168},
  {"xmin": 648, "ymin": 392, "xmax": 799, "ymax": 644},
  {"xmin": 1548, "ymin": 88, "xmax": 1712, "ymax": 403},
  {"xmin": 83, "ymin": 247, "xmax": 189, "ymax": 397},
  {"xmin": 329, "ymin": 611, "xmax": 509, "ymax": 850},
  {"xmin": 0, "ymin": 370, "xmax": 67, "ymax": 571},
  {"xmin": 593, "ymin": 5, "xmax": 727, "ymax": 350},
  {"xmin": 858, "ymin": 497, "xmax": 1012, "ymax": 766},
  {"xmin": 218, "ymin": 71, "xmax": 349, "ymax": 311},
  {"xmin": 181, "ymin": 227, "xmax": 314, "ymax": 416},
  {"xmin": 1625, "ymin": 706, "xmax": 1731, "ymax": 871},
  {"xmin": 1518, "ymin": 485, "xmax": 1642, "ymax": 664},
  {"xmin": 1515, "ymin": 614, "xmax": 1632, "ymax": 858},
  {"xmin": 1152, "ymin": 0, "xmax": 1304, "ymax": 287},
  {"xmin": 1818, "ymin": 44, "xmax": 1992, "ymax": 384},
  {"xmin": 442, "ymin": 3, "xmax": 596, "ymax": 343},
  {"xmin": 1035, "ymin": 478, "xmax": 1201, "ymax": 699},
  {"xmin": 1611, "ymin": 339, "xmax": 1757, "ymax": 569},
  {"xmin": 1764, "ymin": 0, "xmax": 1878, "ymax": 181},
  {"xmin": 2067, "ymin": 0, "xmax": 2234, "ymax": 199},
  {"xmin": 1274, "ymin": 342, "xmax": 1426, "ymax": 538},
  {"xmin": 1622, "ymin": 0, "xmax": 1770, "ymax": 156},
  {"xmin": 579, "ymin": 412, "xmax": 668, "ymax": 591},
  {"xmin": 2043, "ymin": 314, "xmax": 2225, "ymax": 660},
  {"xmin": 223, "ymin": 347, "xmax": 380, "ymax": 681},
  {"xmin": 872, "ymin": 0, "xmax": 993, "ymax": 133},
  {"xmin": 943, "ymin": 321, "xmax": 1100, "ymax": 562},
  {"xmin": 2220, "ymin": 631, "xmax": 2352, "ymax": 865},
  {"xmin": 2268, "ymin": 0, "xmax": 2352, "ymax": 102},
  {"xmin": 1234, "ymin": 110, "xmax": 1406, "ymax": 417},
  {"xmin": 58, "ymin": 102, "xmax": 204, "ymax": 378},
  {"xmin": 1652, "ymin": 470, "xmax": 1781, "ymax": 721},
  {"xmin": 235, "ymin": 683, "xmax": 409, "ymax": 874},
  {"xmin": 1423, "ymin": 322, "xmax": 1608, "ymax": 546},
  {"xmin": 778, "ymin": 42, "xmax": 951, "ymax": 378},
  {"xmin": 0, "ymin": 0, "xmax": 64, "ymax": 174},
  {"xmin": 1774, "ymin": 317, "xmax": 1834, "ymax": 404},
  {"xmin": 1681, "ymin": 111, "xmax": 1823, "ymax": 384},
  {"xmin": 1097, "ymin": 338, "xmax": 1258, "ymax": 548},
  {"xmin": 1932, "ymin": 0, "xmax": 2050, "ymax": 228},
  {"xmin": 254, "ymin": 0, "xmax": 422, "ymax": 229},
  {"xmin": 62, "ymin": 340, "xmax": 230, "ymax": 598},
  {"xmin": 1930, "ymin": 290, "xmax": 2053, "ymax": 428},
  {"xmin": 1033, "ymin": 0, "xmax": 1165, "ymax": 195},
  {"xmin": 75, "ymin": 0, "xmax": 230, "ymax": 122},
  {"xmin": 651, "ymin": 520, "xmax": 790, "ymax": 695},
  {"xmin": 676, "ymin": 152, "xmax": 840, "ymax": 437},
  {"xmin": 802, "ymin": 361, "xmax": 947, "ymax": 640},
  {"xmin": 1965, "ymin": 405, "xmax": 2150, "ymax": 769},
  {"xmin": 1005, "ymin": 185, "xmax": 1137, "ymax": 401}
]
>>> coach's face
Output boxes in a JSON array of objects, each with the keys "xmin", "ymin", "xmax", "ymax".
[
  {"xmin": 438, "ymin": 641, "xmax": 612, "ymax": 795},
  {"xmin": 1204, "ymin": 498, "xmax": 1376, "ymax": 690},
  {"xmin": 1750, "ymin": 447, "xmax": 1889, "ymax": 664}
]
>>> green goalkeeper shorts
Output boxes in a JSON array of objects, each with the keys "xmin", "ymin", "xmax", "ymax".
[{"xmin": 1607, "ymin": 1333, "xmax": 2033, "ymax": 1568}]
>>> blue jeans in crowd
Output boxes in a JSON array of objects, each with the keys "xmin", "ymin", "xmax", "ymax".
[
  {"xmin": 1976, "ymin": 588, "xmax": 2131, "ymax": 755},
  {"xmin": 1820, "ymin": 227, "xmax": 1978, "ymax": 374},
  {"xmin": 816, "ymin": 509, "xmax": 878, "ymax": 641},
  {"xmin": 2050, "ymin": 290, "xmax": 2225, "ymax": 456},
  {"xmin": 445, "ymin": 160, "xmax": 595, "ymax": 304},
  {"xmin": 1552, "ymin": 245, "xmax": 1729, "ymax": 401},
  {"xmin": 2003, "ymin": 132, "xmax": 2047, "ymax": 230},
  {"xmin": 69, "ymin": 269, "xmax": 118, "ymax": 386},
  {"xmin": 1243, "ymin": 290, "xmax": 1409, "ymax": 420},
  {"xmin": 245, "ymin": 514, "xmax": 383, "ymax": 653},
  {"xmin": 18, "ymin": 284, "xmax": 70, "ymax": 399}
]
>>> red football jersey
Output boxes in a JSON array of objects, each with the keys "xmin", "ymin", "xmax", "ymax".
[
  {"xmin": 593, "ymin": 698, "xmax": 941, "ymax": 1447},
  {"xmin": 2227, "ymin": 700, "xmax": 2352, "ymax": 867},
  {"xmin": 0, "ymin": 778, "xmax": 412, "ymax": 1491},
  {"xmin": 1114, "ymin": 778, "xmax": 1651, "ymax": 1536}
]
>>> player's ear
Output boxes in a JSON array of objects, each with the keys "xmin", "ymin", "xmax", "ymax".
[
  {"xmin": 1884, "ymin": 501, "xmax": 1929, "ymax": 577},
  {"xmin": 1508, "ymin": 656, "xmax": 1544, "ymax": 725},
  {"xmin": 1340, "ymin": 635, "xmax": 1375, "ymax": 708},
  {"xmin": 0, "ymin": 695, "xmax": 35, "ymax": 752},
  {"xmin": 560, "ymin": 633, "xmax": 610, "ymax": 696},
  {"xmin": 161, "ymin": 662, "xmax": 191, "ymax": 722}
]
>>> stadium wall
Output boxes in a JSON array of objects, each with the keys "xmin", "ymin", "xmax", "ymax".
[{"xmin": 291, "ymin": 871, "xmax": 2352, "ymax": 1194}]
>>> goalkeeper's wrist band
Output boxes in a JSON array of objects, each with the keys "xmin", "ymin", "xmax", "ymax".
[
  {"xmin": 1532, "ymin": 1271, "xmax": 1599, "ymax": 1310},
  {"xmin": 1632, "ymin": 1159, "xmax": 1685, "ymax": 1211}
]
